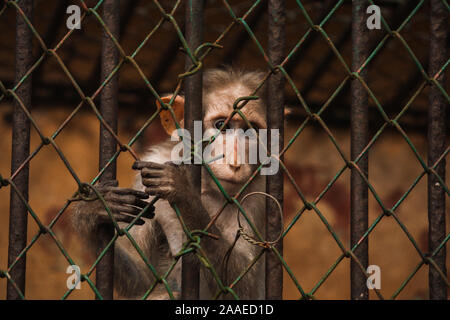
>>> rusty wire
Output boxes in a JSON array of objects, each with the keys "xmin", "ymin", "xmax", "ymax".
[{"xmin": 0, "ymin": 0, "xmax": 448, "ymax": 300}]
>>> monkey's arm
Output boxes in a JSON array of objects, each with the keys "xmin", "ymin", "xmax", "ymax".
[
  {"xmin": 132, "ymin": 161, "xmax": 222, "ymax": 234},
  {"xmin": 113, "ymin": 223, "xmax": 174, "ymax": 299},
  {"xmin": 133, "ymin": 161, "xmax": 257, "ymax": 292},
  {"xmin": 70, "ymin": 181, "xmax": 162, "ymax": 298}
]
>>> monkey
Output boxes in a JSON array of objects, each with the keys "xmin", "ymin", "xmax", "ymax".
[{"xmin": 71, "ymin": 68, "xmax": 270, "ymax": 299}]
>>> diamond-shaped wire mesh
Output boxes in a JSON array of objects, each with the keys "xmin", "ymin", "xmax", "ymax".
[{"xmin": 0, "ymin": 0, "xmax": 448, "ymax": 300}]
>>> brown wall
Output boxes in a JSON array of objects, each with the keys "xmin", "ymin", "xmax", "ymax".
[{"xmin": 0, "ymin": 105, "xmax": 447, "ymax": 299}]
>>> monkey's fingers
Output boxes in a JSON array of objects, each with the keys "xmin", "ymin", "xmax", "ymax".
[
  {"xmin": 105, "ymin": 192, "xmax": 151, "ymax": 207},
  {"xmin": 110, "ymin": 203, "xmax": 146, "ymax": 215},
  {"xmin": 102, "ymin": 203, "xmax": 152, "ymax": 220},
  {"xmin": 114, "ymin": 203, "xmax": 154, "ymax": 220},
  {"xmin": 94, "ymin": 181, "xmax": 119, "ymax": 195},
  {"xmin": 133, "ymin": 161, "xmax": 165, "ymax": 170},
  {"xmin": 128, "ymin": 204, "xmax": 155, "ymax": 219},
  {"xmin": 140, "ymin": 167, "xmax": 164, "ymax": 178},
  {"xmin": 141, "ymin": 178, "xmax": 170, "ymax": 188},
  {"xmin": 145, "ymin": 186, "xmax": 172, "ymax": 199},
  {"xmin": 98, "ymin": 210, "xmax": 145, "ymax": 226},
  {"xmin": 114, "ymin": 202, "xmax": 154, "ymax": 219},
  {"xmin": 104, "ymin": 187, "xmax": 149, "ymax": 199},
  {"xmin": 104, "ymin": 194, "xmax": 154, "ymax": 217}
]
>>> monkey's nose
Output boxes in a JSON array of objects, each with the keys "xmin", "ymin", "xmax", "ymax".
[
  {"xmin": 229, "ymin": 144, "xmax": 241, "ymax": 170},
  {"xmin": 229, "ymin": 162, "xmax": 241, "ymax": 171},
  {"xmin": 227, "ymin": 136, "xmax": 241, "ymax": 170}
]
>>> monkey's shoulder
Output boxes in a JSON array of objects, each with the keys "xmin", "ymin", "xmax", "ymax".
[{"xmin": 141, "ymin": 139, "xmax": 179, "ymax": 164}]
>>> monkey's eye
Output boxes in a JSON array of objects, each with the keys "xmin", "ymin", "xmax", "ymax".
[{"xmin": 214, "ymin": 119, "xmax": 229, "ymax": 132}]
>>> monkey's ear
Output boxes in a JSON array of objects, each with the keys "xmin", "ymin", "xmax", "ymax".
[{"xmin": 156, "ymin": 95, "xmax": 184, "ymax": 135}]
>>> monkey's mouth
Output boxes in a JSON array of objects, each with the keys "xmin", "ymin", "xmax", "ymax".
[{"xmin": 205, "ymin": 163, "xmax": 256, "ymax": 185}]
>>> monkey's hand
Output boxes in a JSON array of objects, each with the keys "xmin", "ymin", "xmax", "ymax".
[
  {"xmin": 132, "ymin": 161, "xmax": 191, "ymax": 204},
  {"xmin": 72, "ymin": 180, "xmax": 154, "ymax": 234},
  {"xmin": 133, "ymin": 161, "xmax": 215, "ymax": 233}
]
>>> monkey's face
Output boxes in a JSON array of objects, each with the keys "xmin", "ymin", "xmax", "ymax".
[{"xmin": 202, "ymin": 84, "xmax": 267, "ymax": 193}]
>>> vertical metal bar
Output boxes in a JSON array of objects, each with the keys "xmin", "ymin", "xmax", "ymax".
[
  {"xmin": 222, "ymin": 2, "xmax": 266, "ymax": 65},
  {"xmin": 7, "ymin": 0, "xmax": 33, "ymax": 300},
  {"xmin": 266, "ymin": 0, "xmax": 285, "ymax": 300},
  {"xmin": 97, "ymin": 0, "xmax": 119, "ymax": 300},
  {"xmin": 181, "ymin": 0, "xmax": 203, "ymax": 300},
  {"xmin": 428, "ymin": 0, "xmax": 447, "ymax": 300},
  {"xmin": 350, "ymin": 0, "xmax": 369, "ymax": 300}
]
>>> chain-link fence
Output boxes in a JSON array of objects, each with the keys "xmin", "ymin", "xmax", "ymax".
[{"xmin": 0, "ymin": 0, "xmax": 448, "ymax": 300}]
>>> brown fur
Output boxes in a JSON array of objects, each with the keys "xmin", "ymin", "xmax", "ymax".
[{"xmin": 71, "ymin": 68, "xmax": 267, "ymax": 299}]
